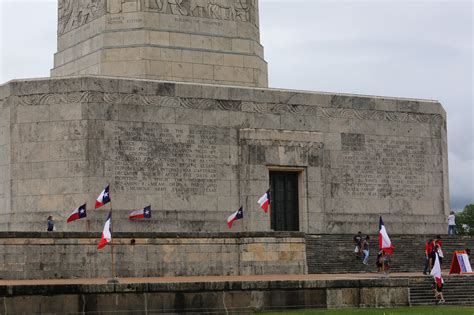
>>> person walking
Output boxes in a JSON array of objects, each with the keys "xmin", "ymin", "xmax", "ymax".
[
  {"xmin": 361, "ymin": 235, "xmax": 370, "ymax": 265},
  {"xmin": 448, "ymin": 211, "xmax": 456, "ymax": 236},
  {"xmin": 431, "ymin": 252, "xmax": 445, "ymax": 305}
]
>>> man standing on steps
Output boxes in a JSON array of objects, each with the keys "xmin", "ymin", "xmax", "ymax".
[{"xmin": 448, "ymin": 211, "xmax": 457, "ymax": 236}]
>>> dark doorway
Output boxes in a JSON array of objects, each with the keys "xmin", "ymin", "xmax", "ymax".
[{"xmin": 269, "ymin": 171, "xmax": 299, "ymax": 231}]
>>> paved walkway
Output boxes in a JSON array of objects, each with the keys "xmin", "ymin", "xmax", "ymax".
[{"xmin": 0, "ymin": 272, "xmax": 470, "ymax": 286}]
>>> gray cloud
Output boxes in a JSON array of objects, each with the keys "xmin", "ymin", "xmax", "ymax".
[{"xmin": 261, "ymin": 0, "xmax": 473, "ymax": 210}]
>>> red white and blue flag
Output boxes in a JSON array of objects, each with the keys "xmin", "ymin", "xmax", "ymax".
[
  {"xmin": 379, "ymin": 216, "xmax": 395, "ymax": 255},
  {"xmin": 258, "ymin": 190, "xmax": 270, "ymax": 213},
  {"xmin": 227, "ymin": 207, "xmax": 243, "ymax": 229},
  {"xmin": 129, "ymin": 206, "xmax": 152, "ymax": 219},
  {"xmin": 95, "ymin": 185, "xmax": 111, "ymax": 209},
  {"xmin": 66, "ymin": 204, "xmax": 87, "ymax": 223},
  {"xmin": 97, "ymin": 212, "xmax": 112, "ymax": 250},
  {"xmin": 431, "ymin": 253, "xmax": 444, "ymax": 287}
]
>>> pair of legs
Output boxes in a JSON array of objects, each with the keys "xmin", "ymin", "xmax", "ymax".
[
  {"xmin": 433, "ymin": 288, "xmax": 445, "ymax": 304},
  {"xmin": 363, "ymin": 250, "xmax": 369, "ymax": 264},
  {"xmin": 423, "ymin": 257, "xmax": 431, "ymax": 274},
  {"xmin": 448, "ymin": 225, "xmax": 456, "ymax": 236}
]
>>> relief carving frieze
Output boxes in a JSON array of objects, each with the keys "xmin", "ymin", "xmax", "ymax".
[
  {"xmin": 143, "ymin": 0, "xmax": 257, "ymax": 26},
  {"xmin": 58, "ymin": 0, "xmax": 258, "ymax": 34},
  {"xmin": 58, "ymin": 0, "xmax": 107, "ymax": 35},
  {"xmin": 10, "ymin": 91, "xmax": 444, "ymax": 127}
]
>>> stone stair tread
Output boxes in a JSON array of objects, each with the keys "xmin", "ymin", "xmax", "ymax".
[{"xmin": 306, "ymin": 234, "xmax": 474, "ymax": 306}]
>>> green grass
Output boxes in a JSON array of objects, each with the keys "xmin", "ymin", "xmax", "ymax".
[{"xmin": 257, "ymin": 306, "xmax": 474, "ymax": 315}]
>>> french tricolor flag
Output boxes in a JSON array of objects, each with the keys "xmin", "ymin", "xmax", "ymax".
[
  {"xmin": 258, "ymin": 190, "xmax": 270, "ymax": 213},
  {"xmin": 227, "ymin": 207, "xmax": 243, "ymax": 229},
  {"xmin": 379, "ymin": 216, "xmax": 394, "ymax": 255},
  {"xmin": 97, "ymin": 212, "xmax": 112, "ymax": 250},
  {"xmin": 66, "ymin": 204, "xmax": 87, "ymax": 223},
  {"xmin": 430, "ymin": 252, "xmax": 444, "ymax": 287},
  {"xmin": 95, "ymin": 185, "xmax": 111, "ymax": 209},
  {"xmin": 129, "ymin": 206, "xmax": 152, "ymax": 219}
]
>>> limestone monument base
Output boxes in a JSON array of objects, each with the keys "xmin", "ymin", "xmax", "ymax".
[{"xmin": 0, "ymin": 76, "xmax": 449, "ymax": 234}]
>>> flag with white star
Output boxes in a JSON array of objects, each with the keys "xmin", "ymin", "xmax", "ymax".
[
  {"xmin": 95, "ymin": 185, "xmax": 111, "ymax": 209},
  {"xmin": 67, "ymin": 204, "xmax": 87, "ymax": 223},
  {"xmin": 129, "ymin": 206, "xmax": 152, "ymax": 220}
]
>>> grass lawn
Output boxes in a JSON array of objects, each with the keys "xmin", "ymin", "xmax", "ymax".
[{"xmin": 257, "ymin": 306, "xmax": 474, "ymax": 315}]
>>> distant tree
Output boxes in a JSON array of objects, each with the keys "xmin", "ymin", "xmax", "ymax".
[{"xmin": 456, "ymin": 204, "xmax": 474, "ymax": 236}]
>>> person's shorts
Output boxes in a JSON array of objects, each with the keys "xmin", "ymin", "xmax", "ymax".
[{"xmin": 436, "ymin": 285, "xmax": 443, "ymax": 292}]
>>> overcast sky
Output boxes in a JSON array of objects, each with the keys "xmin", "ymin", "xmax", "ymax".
[{"xmin": 0, "ymin": 0, "xmax": 473, "ymax": 210}]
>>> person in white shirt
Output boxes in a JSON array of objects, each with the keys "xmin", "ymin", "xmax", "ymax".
[{"xmin": 447, "ymin": 211, "xmax": 456, "ymax": 236}]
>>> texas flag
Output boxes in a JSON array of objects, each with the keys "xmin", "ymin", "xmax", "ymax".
[
  {"xmin": 227, "ymin": 207, "xmax": 243, "ymax": 229},
  {"xmin": 431, "ymin": 252, "xmax": 444, "ymax": 287},
  {"xmin": 129, "ymin": 206, "xmax": 152, "ymax": 219},
  {"xmin": 379, "ymin": 216, "xmax": 395, "ymax": 255},
  {"xmin": 66, "ymin": 204, "xmax": 87, "ymax": 223},
  {"xmin": 97, "ymin": 212, "xmax": 112, "ymax": 250},
  {"xmin": 95, "ymin": 185, "xmax": 111, "ymax": 209},
  {"xmin": 258, "ymin": 190, "xmax": 270, "ymax": 213}
]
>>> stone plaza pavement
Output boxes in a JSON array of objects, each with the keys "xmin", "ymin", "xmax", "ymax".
[{"xmin": 0, "ymin": 272, "xmax": 452, "ymax": 286}]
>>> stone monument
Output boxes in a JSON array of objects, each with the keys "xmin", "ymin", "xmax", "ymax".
[
  {"xmin": 52, "ymin": 0, "xmax": 268, "ymax": 87},
  {"xmin": 0, "ymin": 0, "xmax": 449, "ymax": 235}
]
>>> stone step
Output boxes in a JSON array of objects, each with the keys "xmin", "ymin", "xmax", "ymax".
[
  {"xmin": 408, "ymin": 275, "xmax": 474, "ymax": 306},
  {"xmin": 306, "ymin": 234, "xmax": 474, "ymax": 274}
]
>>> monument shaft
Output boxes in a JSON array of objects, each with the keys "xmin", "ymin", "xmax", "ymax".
[{"xmin": 52, "ymin": 0, "xmax": 268, "ymax": 87}]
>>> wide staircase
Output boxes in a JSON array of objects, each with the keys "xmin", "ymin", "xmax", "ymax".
[
  {"xmin": 306, "ymin": 234, "xmax": 474, "ymax": 274},
  {"xmin": 409, "ymin": 275, "xmax": 474, "ymax": 306}
]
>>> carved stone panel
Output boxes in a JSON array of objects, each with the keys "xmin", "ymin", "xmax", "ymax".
[
  {"xmin": 331, "ymin": 134, "xmax": 431, "ymax": 199},
  {"xmin": 107, "ymin": 123, "xmax": 218, "ymax": 195},
  {"xmin": 58, "ymin": 0, "xmax": 107, "ymax": 35},
  {"xmin": 108, "ymin": 0, "xmax": 141, "ymax": 13},
  {"xmin": 144, "ymin": 0, "xmax": 257, "ymax": 26}
]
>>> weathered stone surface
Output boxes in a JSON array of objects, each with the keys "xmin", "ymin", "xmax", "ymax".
[
  {"xmin": 0, "ymin": 76, "xmax": 448, "ymax": 234},
  {"xmin": 52, "ymin": 0, "xmax": 268, "ymax": 88},
  {"xmin": 0, "ymin": 232, "xmax": 305, "ymax": 280},
  {"xmin": 0, "ymin": 276, "xmax": 414, "ymax": 313}
]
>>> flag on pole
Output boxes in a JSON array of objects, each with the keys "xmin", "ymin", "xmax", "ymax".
[
  {"xmin": 66, "ymin": 204, "xmax": 87, "ymax": 223},
  {"xmin": 258, "ymin": 190, "xmax": 270, "ymax": 213},
  {"xmin": 97, "ymin": 212, "xmax": 112, "ymax": 250},
  {"xmin": 379, "ymin": 216, "xmax": 394, "ymax": 255},
  {"xmin": 227, "ymin": 207, "xmax": 243, "ymax": 229},
  {"xmin": 95, "ymin": 185, "xmax": 111, "ymax": 209},
  {"xmin": 129, "ymin": 206, "xmax": 152, "ymax": 219},
  {"xmin": 431, "ymin": 253, "xmax": 444, "ymax": 287}
]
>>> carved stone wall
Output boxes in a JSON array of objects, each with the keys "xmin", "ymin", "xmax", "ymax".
[
  {"xmin": 53, "ymin": 0, "xmax": 267, "ymax": 87},
  {"xmin": 58, "ymin": 0, "xmax": 107, "ymax": 35},
  {"xmin": 0, "ymin": 77, "xmax": 449, "ymax": 234}
]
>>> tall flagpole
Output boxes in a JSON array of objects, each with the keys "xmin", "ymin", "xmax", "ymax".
[{"xmin": 110, "ymin": 198, "xmax": 116, "ymax": 280}]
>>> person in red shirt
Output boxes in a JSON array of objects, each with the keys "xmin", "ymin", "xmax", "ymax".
[
  {"xmin": 434, "ymin": 235, "xmax": 444, "ymax": 265},
  {"xmin": 423, "ymin": 239, "xmax": 433, "ymax": 275}
]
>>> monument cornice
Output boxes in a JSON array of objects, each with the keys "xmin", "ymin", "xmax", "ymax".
[{"xmin": 5, "ymin": 90, "xmax": 444, "ymax": 127}]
